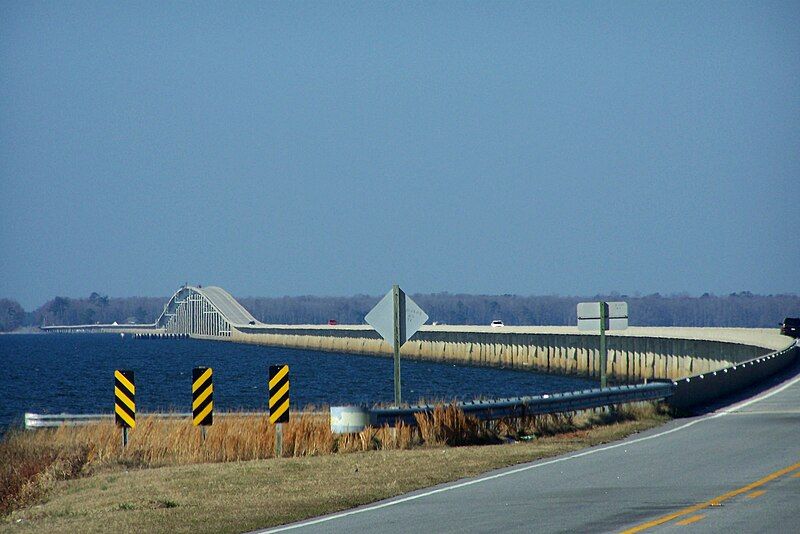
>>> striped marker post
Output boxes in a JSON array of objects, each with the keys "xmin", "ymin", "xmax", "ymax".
[
  {"xmin": 114, "ymin": 369, "xmax": 135, "ymax": 447},
  {"xmin": 269, "ymin": 364, "xmax": 290, "ymax": 457},
  {"xmin": 192, "ymin": 367, "xmax": 213, "ymax": 441}
]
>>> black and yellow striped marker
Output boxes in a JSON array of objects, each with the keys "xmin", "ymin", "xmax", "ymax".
[
  {"xmin": 192, "ymin": 367, "xmax": 213, "ymax": 426},
  {"xmin": 114, "ymin": 369, "xmax": 135, "ymax": 429},
  {"xmin": 269, "ymin": 364, "xmax": 290, "ymax": 424}
]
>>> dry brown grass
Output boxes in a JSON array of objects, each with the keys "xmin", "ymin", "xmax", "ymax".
[
  {"xmin": 415, "ymin": 404, "xmax": 487, "ymax": 445},
  {"xmin": 412, "ymin": 401, "xmax": 666, "ymax": 446},
  {"xmin": 0, "ymin": 402, "xmax": 668, "ymax": 518},
  {"xmin": 0, "ymin": 433, "xmax": 89, "ymax": 515}
]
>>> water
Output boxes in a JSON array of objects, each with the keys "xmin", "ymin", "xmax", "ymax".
[{"xmin": 0, "ymin": 334, "xmax": 596, "ymax": 429}]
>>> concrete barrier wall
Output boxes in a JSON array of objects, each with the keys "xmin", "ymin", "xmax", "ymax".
[
  {"xmin": 669, "ymin": 344, "xmax": 798, "ymax": 410},
  {"xmin": 230, "ymin": 326, "xmax": 785, "ymax": 383}
]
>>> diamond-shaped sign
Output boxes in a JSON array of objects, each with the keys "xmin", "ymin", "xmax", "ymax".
[
  {"xmin": 365, "ymin": 291, "xmax": 395, "ymax": 344},
  {"xmin": 402, "ymin": 295, "xmax": 428, "ymax": 343},
  {"xmin": 365, "ymin": 287, "xmax": 428, "ymax": 347}
]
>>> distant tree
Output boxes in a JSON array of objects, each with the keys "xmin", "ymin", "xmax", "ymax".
[
  {"xmin": 49, "ymin": 297, "xmax": 71, "ymax": 323},
  {"xmin": 79, "ymin": 307, "xmax": 96, "ymax": 324},
  {"xmin": 134, "ymin": 306, "xmax": 148, "ymax": 324},
  {"xmin": 0, "ymin": 299, "xmax": 25, "ymax": 331}
]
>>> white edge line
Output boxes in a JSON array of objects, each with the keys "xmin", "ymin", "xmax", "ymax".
[
  {"xmin": 713, "ymin": 367, "xmax": 800, "ymax": 414},
  {"xmin": 260, "ymin": 368, "xmax": 800, "ymax": 533}
]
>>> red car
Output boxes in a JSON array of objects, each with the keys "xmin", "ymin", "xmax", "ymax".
[{"xmin": 328, "ymin": 319, "xmax": 338, "ymax": 326}]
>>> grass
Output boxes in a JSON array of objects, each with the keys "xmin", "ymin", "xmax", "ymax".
[
  {"xmin": 0, "ymin": 438, "xmax": 89, "ymax": 516},
  {"xmin": 0, "ymin": 403, "xmax": 669, "ymax": 533}
]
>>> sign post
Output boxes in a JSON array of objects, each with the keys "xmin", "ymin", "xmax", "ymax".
[
  {"xmin": 392, "ymin": 285, "xmax": 402, "ymax": 404},
  {"xmin": 365, "ymin": 285, "xmax": 428, "ymax": 406},
  {"xmin": 577, "ymin": 302, "xmax": 628, "ymax": 388},
  {"xmin": 599, "ymin": 304, "xmax": 607, "ymax": 388}
]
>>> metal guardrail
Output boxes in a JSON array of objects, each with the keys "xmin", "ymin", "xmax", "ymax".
[
  {"xmin": 24, "ymin": 411, "xmax": 324, "ymax": 429},
  {"xmin": 368, "ymin": 382, "xmax": 675, "ymax": 427},
  {"xmin": 25, "ymin": 384, "xmax": 673, "ymax": 431},
  {"xmin": 25, "ymin": 413, "xmax": 112, "ymax": 428},
  {"xmin": 24, "ymin": 412, "xmax": 190, "ymax": 429}
]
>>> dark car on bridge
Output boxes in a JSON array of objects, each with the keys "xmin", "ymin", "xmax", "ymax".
[{"xmin": 780, "ymin": 317, "xmax": 800, "ymax": 338}]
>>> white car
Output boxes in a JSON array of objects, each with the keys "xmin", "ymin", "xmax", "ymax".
[{"xmin": 490, "ymin": 320, "xmax": 504, "ymax": 328}]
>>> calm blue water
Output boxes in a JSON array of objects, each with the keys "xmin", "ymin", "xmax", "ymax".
[{"xmin": 0, "ymin": 334, "xmax": 596, "ymax": 429}]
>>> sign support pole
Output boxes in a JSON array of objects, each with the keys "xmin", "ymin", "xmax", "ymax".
[
  {"xmin": 275, "ymin": 423, "xmax": 283, "ymax": 457},
  {"xmin": 392, "ymin": 284, "xmax": 402, "ymax": 406},
  {"xmin": 578, "ymin": 301, "xmax": 626, "ymax": 389},
  {"xmin": 599, "ymin": 301, "xmax": 607, "ymax": 389},
  {"xmin": 122, "ymin": 427, "xmax": 129, "ymax": 448}
]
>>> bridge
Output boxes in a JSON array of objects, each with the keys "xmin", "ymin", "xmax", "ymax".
[
  {"xmin": 42, "ymin": 285, "xmax": 798, "ymax": 409},
  {"xmin": 42, "ymin": 285, "xmax": 258, "ymax": 337},
  {"xmin": 155, "ymin": 285, "xmax": 258, "ymax": 337}
]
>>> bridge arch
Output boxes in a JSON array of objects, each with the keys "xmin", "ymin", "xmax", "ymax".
[{"xmin": 156, "ymin": 286, "xmax": 258, "ymax": 337}]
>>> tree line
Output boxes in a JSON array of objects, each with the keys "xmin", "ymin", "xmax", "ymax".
[{"xmin": 1, "ymin": 291, "xmax": 797, "ymax": 332}]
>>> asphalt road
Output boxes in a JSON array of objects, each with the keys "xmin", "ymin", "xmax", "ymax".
[{"xmin": 261, "ymin": 352, "xmax": 800, "ymax": 534}]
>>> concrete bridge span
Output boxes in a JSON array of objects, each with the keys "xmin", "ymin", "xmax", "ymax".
[{"xmin": 231, "ymin": 323, "xmax": 792, "ymax": 385}]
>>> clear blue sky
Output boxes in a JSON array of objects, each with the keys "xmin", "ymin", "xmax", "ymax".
[{"xmin": 2, "ymin": 2, "xmax": 798, "ymax": 309}]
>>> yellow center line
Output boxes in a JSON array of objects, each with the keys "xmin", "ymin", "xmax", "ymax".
[
  {"xmin": 676, "ymin": 514, "xmax": 705, "ymax": 526},
  {"xmin": 621, "ymin": 461, "xmax": 800, "ymax": 533},
  {"xmin": 792, "ymin": 472, "xmax": 800, "ymax": 479},
  {"xmin": 745, "ymin": 490, "xmax": 766, "ymax": 499}
]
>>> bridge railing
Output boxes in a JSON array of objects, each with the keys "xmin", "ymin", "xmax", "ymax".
[{"xmin": 668, "ymin": 342, "xmax": 798, "ymax": 410}]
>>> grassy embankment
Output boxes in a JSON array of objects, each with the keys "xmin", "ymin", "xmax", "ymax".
[{"xmin": 1, "ymin": 403, "xmax": 669, "ymax": 533}]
